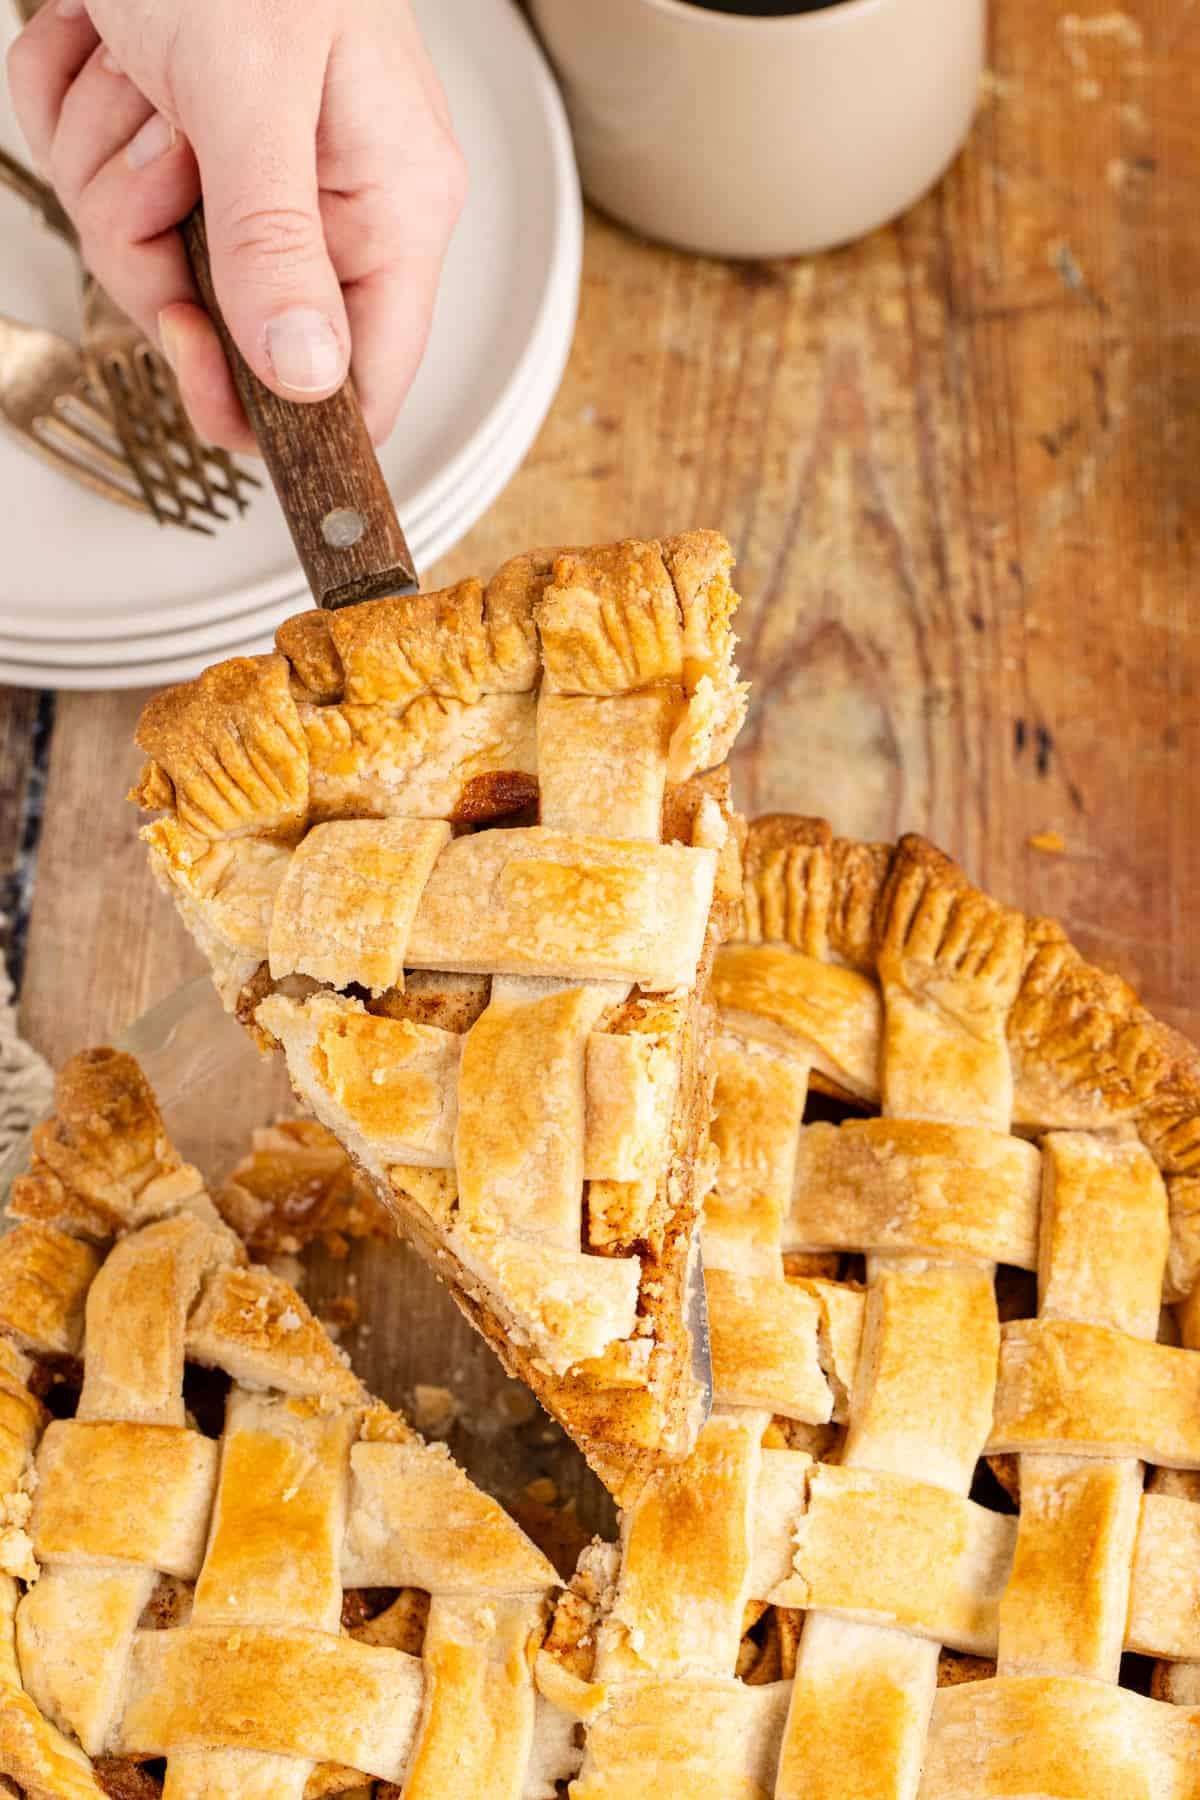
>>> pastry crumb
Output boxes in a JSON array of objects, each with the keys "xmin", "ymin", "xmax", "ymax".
[
  {"xmin": 0, "ymin": 1523, "xmax": 37, "ymax": 1584},
  {"xmin": 1028, "ymin": 830, "xmax": 1065, "ymax": 854},
  {"xmin": 266, "ymin": 1253, "xmax": 304, "ymax": 1289},
  {"xmin": 524, "ymin": 1476, "xmax": 558, "ymax": 1506},
  {"xmin": 412, "ymin": 1383, "xmax": 461, "ymax": 1439},
  {"xmin": 498, "ymin": 1383, "xmax": 539, "ymax": 1427}
]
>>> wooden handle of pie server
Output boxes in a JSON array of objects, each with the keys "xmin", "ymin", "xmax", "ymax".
[{"xmin": 181, "ymin": 207, "xmax": 418, "ymax": 608}]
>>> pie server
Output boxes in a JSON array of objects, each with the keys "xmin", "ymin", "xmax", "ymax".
[
  {"xmin": 181, "ymin": 208, "xmax": 420, "ymax": 608},
  {"xmin": 164, "ymin": 217, "xmax": 716, "ymax": 1419}
]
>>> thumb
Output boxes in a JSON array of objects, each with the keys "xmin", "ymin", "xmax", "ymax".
[{"xmin": 192, "ymin": 99, "xmax": 349, "ymax": 403}]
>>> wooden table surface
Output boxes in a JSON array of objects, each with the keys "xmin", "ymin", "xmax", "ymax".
[{"xmin": 0, "ymin": 0, "xmax": 1195, "ymax": 1542}]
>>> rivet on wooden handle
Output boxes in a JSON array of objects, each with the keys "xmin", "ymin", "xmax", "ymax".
[{"xmin": 181, "ymin": 208, "xmax": 418, "ymax": 608}]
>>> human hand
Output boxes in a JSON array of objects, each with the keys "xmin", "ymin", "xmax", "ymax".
[{"xmin": 7, "ymin": 0, "xmax": 467, "ymax": 449}]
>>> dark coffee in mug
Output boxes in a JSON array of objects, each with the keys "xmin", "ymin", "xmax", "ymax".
[{"xmin": 682, "ymin": 1, "xmax": 844, "ymax": 13}]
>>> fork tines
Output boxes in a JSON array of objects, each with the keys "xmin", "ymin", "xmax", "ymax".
[
  {"xmin": 34, "ymin": 378, "xmax": 151, "ymax": 514},
  {"xmin": 89, "ymin": 343, "xmax": 261, "ymax": 535}
]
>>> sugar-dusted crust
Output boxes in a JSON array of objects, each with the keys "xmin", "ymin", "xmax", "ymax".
[
  {"xmin": 258, "ymin": 773, "xmax": 738, "ymax": 1507},
  {"xmin": 536, "ymin": 816, "xmax": 1200, "ymax": 1795},
  {"xmin": 8, "ymin": 1047, "xmax": 195, "ymax": 1237},
  {"xmin": 722, "ymin": 816, "xmax": 1200, "ymax": 1242},
  {"xmin": 723, "ymin": 817, "xmax": 1200, "ymax": 1339},
  {"xmin": 922, "ymin": 1675, "xmax": 1200, "ymax": 1800},
  {"xmin": 134, "ymin": 654, "xmax": 309, "ymax": 841},
  {"xmin": 133, "ymin": 534, "xmax": 747, "ymax": 848},
  {"xmin": 134, "ymin": 534, "xmax": 748, "ymax": 1495},
  {"xmin": 0, "ymin": 1050, "xmax": 558, "ymax": 1800}
]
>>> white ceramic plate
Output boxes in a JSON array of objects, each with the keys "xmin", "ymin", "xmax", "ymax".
[
  {"xmin": 0, "ymin": 250, "xmax": 579, "ymax": 690},
  {"xmin": 0, "ymin": 212, "xmax": 580, "ymax": 671},
  {"xmin": 0, "ymin": 0, "xmax": 580, "ymax": 643}
]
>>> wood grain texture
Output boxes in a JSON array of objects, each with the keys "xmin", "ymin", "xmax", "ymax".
[{"xmin": 1, "ymin": 0, "xmax": 1197, "ymax": 1524}]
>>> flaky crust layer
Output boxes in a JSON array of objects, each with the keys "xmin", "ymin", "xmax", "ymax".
[
  {"xmin": 133, "ymin": 533, "xmax": 747, "ymax": 844},
  {"xmin": 731, "ymin": 816, "xmax": 1200, "ymax": 1183}
]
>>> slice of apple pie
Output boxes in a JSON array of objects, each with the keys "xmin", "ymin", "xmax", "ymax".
[{"xmin": 132, "ymin": 533, "xmax": 747, "ymax": 1501}]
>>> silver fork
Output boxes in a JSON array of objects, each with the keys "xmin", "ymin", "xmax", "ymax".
[
  {"xmin": 0, "ymin": 308, "xmax": 154, "ymax": 513},
  {"xmin": 0, "ymin": 143, "xmax": 260, "ymax": 532},
  {"xmin": 81, "ymin": 276, "xmax": 260, "ymax": 533}
]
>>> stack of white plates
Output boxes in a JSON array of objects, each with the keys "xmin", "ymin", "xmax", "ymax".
[{"xmin": 0, "ymin": 0, "xmax": 581, "ymax": 690}]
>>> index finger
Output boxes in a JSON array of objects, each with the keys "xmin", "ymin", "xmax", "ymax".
[{"xmin": 6, "ymin": 0, "xmax": 100, "ymax": 167}]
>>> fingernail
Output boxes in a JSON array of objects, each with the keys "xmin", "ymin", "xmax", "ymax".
[
  {"xmin": 264, "ymin": 308, "xmax": 344, "ymax": 393},
  {"xmin": 127, "ymin": 112, "xmax": 174, "ymax": 171},
  {"xmin": 157, "ymin": 310, "xmax": 180, "ymax": 370},
  {"xmin": 100, "ymin": 46, "xmax": 122, "ymax": 74},
  {"xmin": 56, "ymin": 0, "xmax": 88, "ymax": 18}
]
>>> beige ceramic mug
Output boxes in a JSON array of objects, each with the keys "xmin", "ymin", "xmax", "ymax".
[{"xmin": 528, "ymin": 0, "xmax": 985, "ymax": 258}]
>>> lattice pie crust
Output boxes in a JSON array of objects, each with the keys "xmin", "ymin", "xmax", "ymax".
[
  {"xmin": 0, "ymin": 1049, "xmax": 562, "ymax": 1800},
  {"xmin": 533, "ymin": 817, "xmax": 1200, "ymax": 1799},
  {"xmin": 132, "ymin": 535, "xmax": 746, "ymax": 1503},
  {"xmin": 8, "ymin": 816, "xmax": 1200, "ymax": 1797}
]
